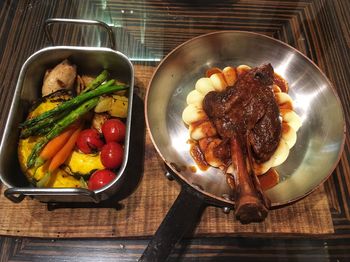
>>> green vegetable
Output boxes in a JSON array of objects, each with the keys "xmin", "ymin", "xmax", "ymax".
[
  {"xmin": 81, "ymin": 70, "xmax": 109, "ymax": 94},
  {"xmin": 26, "ymin": 98, "xmax": 99, "ymax": 168},
  {"xmin": 20, "ymin": 80, "xmax": 126, "ymax": 129},
  {"xmin": 20, "ymin": 112, "xmax": 64, "ymax": 138},
  {"xmin": 26, "ymin": 82, "xmax": 128, "ymax": 168},
  {"xmin": 35, "ymin": 126, "xmax": 55, "ymax": 137},
  {"xmin": 36, "ymin": 171, "xmax": 51, "ymax": 188}
]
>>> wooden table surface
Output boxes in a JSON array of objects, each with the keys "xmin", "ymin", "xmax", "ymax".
[{"xmin": 0, "ymin": 0, "xmax": 349, "ymax": 261}]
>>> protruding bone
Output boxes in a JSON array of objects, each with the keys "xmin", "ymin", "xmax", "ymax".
[{"xmin": 231, "ymin": 137, "xmax": 270, "ymax": 224}]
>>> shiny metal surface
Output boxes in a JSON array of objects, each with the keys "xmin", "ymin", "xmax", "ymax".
[
  {"xmin": 146, "ymin": 31, "xmax": 346, "ymax": 207},
  {"xmin": 0, "ymin": 45, "xmax": 134, "ymax": 203},
  {"xmin": 44, "ymin": 18, "xmax": 116, "ymax": 50}
]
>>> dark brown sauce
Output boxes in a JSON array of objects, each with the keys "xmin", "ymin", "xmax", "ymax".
[
  {"xmin": 279, "ymin": 100, "xmax": 293, "ymax": 110},
  {"xmin": 169, "ymin": 162, "xmax": 187, "ymax": 173},
  {"xmin": 190, "ymin": 119, "xmax": 207, "ymax": 128},
  {"xmin": 282, "ymin": 122, "xmax": 291, "ymax": 133},
  {"xmin": 206, "ymin": 67, "xmax": 222, "ymax": 78},
  {"xmin": 190, "ymin": 120, "xmax": 216, "ymax": 138},
  {"xmin": 258, "ymin": 169, "xmax": 280, "ymax": 191},
  {"xmin": 272, "ymin": 85, "xmax": 281, "ymax": 93},
  {"xmin": 274, "ymin": 73, "xmax": 289, "ymax": 93},
  {"xmin": 189, "ymin": 166, "xmax": 197, "ymax": 173},
  {"xmin": 226, "ymin": 168, "xmax": 279, "ymax": 192},
  {"xmin": 189, "ymin": 140, "xmax": 209, "ymax": 171}
]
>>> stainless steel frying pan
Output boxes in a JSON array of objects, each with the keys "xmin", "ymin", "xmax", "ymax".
[{"xmin": 141, "ymin": 31, "xmax": 346, "ymax": 261}]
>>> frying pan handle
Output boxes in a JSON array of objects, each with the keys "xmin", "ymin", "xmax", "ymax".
[
  {"xmin": 44, "ymin": 18, "xmax": 116, "ymax": 50},
  {"xmin": 139, "ymin": 186, "xmax": 206, "ymax": 262}
]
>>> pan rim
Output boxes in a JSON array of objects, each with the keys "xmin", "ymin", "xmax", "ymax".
[{"xmin": 144, "ymin": 30, "xmax": 346, "ymax": 208}]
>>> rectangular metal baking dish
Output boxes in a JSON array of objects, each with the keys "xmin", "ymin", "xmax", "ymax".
[{"xmin": 0, "ymin": 19, "xmax": 134, "ymax": 203}]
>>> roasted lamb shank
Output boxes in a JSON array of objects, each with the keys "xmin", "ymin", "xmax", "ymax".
[{"xmin": 203, "ymin": 64, "xmax": 281, "ymax": 224}]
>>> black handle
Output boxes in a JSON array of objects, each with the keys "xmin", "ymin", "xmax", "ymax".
[
  {"xmin": 4, "ymin": 189, "xmax": 25, "ymax": 203},
  {"xmin": 44, "ymin": 18, "xmax": 116, "ymax": 50},
  {"xmin": 139, "ymin": 186, "xmax": 206, "ymax": 262}
]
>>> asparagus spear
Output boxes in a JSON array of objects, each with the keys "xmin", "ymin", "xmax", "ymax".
[
  {"xmin": 20, "ymin": 112, "xmax": 65, "ymax": 138},
  {"xmin": 26, "ymin": 97, "xmax": 99, "ymax": 168},
  {"xmin": 20, "ymin": 80, "xmax": 126, "ymax": 129},
  {"xmin": 21, "ymin": 70, "xmax": 112, "ymax": 137},
  {"xmin": 81, "ymin": 69, "xmax": 109, "ymax": 94}
]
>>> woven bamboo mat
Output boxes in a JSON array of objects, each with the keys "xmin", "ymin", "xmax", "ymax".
[
  {"xmin": 0, "ymin": 171, "xmax": 334, "ymax": 238},
  {"xmin": 0, "ymin": 65, "xmax": 334, "ymax": 237}
]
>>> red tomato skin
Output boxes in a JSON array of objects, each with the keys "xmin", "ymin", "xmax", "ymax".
[
  {"xmin": 100, "ymin": 142, "xmax": 124, "ymax": 169},
  {"xmin": 102, "ymin": 119, "xmax": 126, "ymax": 143},
  {"xmin": 76, "ymin": 129, "xmax": 104, "ymax": 154},
  {"xmin": 88, "ymin": 169, "xmax": 116, "ymax": 190}
]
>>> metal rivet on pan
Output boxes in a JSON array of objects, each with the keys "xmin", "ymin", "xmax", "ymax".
[
  {"xmin": 165, "ymin": 172, "xmax": 174, "ymax": 181},
  {"xmin": 222, "ymin": 207, "xmax": 231, "ymax": 214},
  {"xmin": 221, "ymin": 194, "xmax": 233, "ymax": 214}
]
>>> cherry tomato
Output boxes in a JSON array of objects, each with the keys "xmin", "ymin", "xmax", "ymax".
[
  {"xmin": 100, "ymin": 142, "xmax": 124, "ymax": 169},
  {"xmin": 88, "ymin": 169, "xmax": 116, "ymax": 190},
  {"xmin": 102, "ymin": 119, "xmax": 126, "ymax": 143},
  {"xmin": 76, "ymin": 129, "xmax": 104, "ymax": 154}
]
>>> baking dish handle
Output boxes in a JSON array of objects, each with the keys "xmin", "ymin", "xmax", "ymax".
[
  {"xmin": 4, "ymin": 187, "xmax": 98, "ymax": 203},
  {"xmin": 4, "ymin": 188, "xmax": 25, "ymax": 203},
  {"xmin": 44, "ymin": 18, "xmax": 116, "ymax": 50}
]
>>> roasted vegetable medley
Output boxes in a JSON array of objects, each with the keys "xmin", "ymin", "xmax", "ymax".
[{"xmin": 18, "ymin": 60, "xmax": 129, "ymax": 190}]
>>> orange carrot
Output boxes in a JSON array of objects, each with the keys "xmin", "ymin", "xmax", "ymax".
[
  {"xmin": 48, "ymin": 127, "xmax": 81, "ymax": 173},
  {"xmin": 39, "ymin": 127, "xmax": 75, "ymax": 160}
]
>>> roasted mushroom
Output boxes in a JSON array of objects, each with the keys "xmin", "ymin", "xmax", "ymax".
[{"xmin": 42, "ymin": 59, "xmax": 77, "ymax": 96}]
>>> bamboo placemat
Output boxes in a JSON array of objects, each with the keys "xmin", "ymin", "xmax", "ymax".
[
  {"xmin": 0, "ymin": 170, "xmax": 333, "ymax": 238},
  {"xmin": 0, "ymin": 65, "xmax": 334, "ymax": 237}
]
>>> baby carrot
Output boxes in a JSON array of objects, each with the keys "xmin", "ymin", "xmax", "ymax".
[
  {"xmin": 48, "ymin": 127, "xmax": 81, "ymax": 173},
  {"xmin": 39, "ymin": 127, "xmax": 75, "ymax": 160},
  {"xmin": 33, "ymin": 126, "xmax": 75, "ymax": 168}
]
